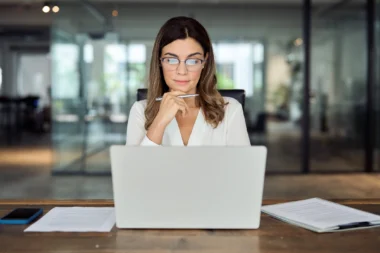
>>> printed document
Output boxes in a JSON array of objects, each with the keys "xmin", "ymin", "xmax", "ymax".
[
  {"xmin": 261, "ymin": 198, "xmax": 380, "ymax": 233},
  {"xmin": 24, "ymin": 207, "xmax": 115, "ymax": 232}
]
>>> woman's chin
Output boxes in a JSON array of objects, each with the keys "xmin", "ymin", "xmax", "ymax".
[{"xmin": 170, "ymin": 86, "xmax": 195, "ymax": 94}]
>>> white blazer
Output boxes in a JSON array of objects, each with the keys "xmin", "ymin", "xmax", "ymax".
[{"xmin": 126, "ymin": 97, "xmax": 250, "ymax": 146}]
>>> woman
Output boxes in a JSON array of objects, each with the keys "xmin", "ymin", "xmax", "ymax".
[{"xmin": 126, "ymin": 16, "xmax": 250, "ymax": 146}]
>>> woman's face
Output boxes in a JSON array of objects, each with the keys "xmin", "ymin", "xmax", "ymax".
[{"xmin": 160, "ymin": 37, "xmax": 207, "ymax": 94}]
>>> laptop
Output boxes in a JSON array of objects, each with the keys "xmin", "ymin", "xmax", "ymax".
[{"xmin": 110, "ymin": 146, "xmax": 267, "ymax": 229}]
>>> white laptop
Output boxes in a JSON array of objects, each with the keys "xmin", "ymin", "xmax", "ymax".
[{"xmin": 110, "ymin": 146, "xmax": 267, "ymax": 229}]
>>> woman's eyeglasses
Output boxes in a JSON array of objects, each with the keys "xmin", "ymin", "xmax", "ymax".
[{"xmin": 160, "ymin": 57, "xmax": 205, "ymax": 72}]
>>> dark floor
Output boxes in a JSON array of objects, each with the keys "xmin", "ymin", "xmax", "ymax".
[
  {"xmin": 1, "ymin": 167, "xmax": 380, "ymax": 199},
  {"xmin": 2, "ymin": 120, "xmax": 375, "ymax": 173},
  {"xmin": 0, "ymin": 122, "xmax": 380, "ymax": 200}
]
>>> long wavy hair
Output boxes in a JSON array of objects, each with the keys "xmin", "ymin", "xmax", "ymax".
[{"xmin": 144, "ymin": 16, "xmax": 226, "ymax": 130}]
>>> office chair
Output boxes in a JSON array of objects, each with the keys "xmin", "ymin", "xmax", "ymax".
[{"xmin": 136, "ymin": 88, "xmax": 246, "ymax": 109}]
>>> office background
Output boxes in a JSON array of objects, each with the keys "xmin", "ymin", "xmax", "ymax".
[{"xmin": 0, "ymin": 0, "xmax": 379, "ymax": 199}]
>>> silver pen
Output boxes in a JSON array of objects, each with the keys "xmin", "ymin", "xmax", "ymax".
[{"xmin": 155, "ymin": 94, "xmax": 199, "ymax": 101}]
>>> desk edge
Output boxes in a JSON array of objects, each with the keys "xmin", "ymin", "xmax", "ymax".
[{"xmin": 0, "ymin": 199, "xmax": 380, "ymax": 206}]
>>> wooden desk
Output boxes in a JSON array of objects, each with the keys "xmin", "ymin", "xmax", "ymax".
[{"xmin": 0, "ymin": 199, "xmax": 379, "ymax": 253}]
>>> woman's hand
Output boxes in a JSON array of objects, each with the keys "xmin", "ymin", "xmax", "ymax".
[
  {"xmin": 146, "ymin": 91, "xmax": 189, "ymax": 145},
  {"xmin": 154, "ymin": 91, "xmax": 189, "ymax": 127}
]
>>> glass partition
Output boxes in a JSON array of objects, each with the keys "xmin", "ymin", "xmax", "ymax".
[
  {"xmin": 310, "ymin": 0, "xmax": 367, "ymax": 172},
  {"xmin": 51, "ymin": 31, "xmax": 85, "ymax": 173},
  {"xmin": 49, "ymin": 1, "xmax": 375, "ymax": 174},
  {"xmin": 1, "ymin": 0, "xmax": 379, "ymax": 201},
  {"xmin": 49, "ymin": 2, "xmax": 304, "ymax": 174},
  {"xmin": 82, "ymin": 41, "xmax": 148, "ymax": 174}
]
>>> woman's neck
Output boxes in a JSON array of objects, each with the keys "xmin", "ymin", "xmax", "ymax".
[{"xmin": 184, "ymin": 97, "xmax": 198, "ymax": 108}]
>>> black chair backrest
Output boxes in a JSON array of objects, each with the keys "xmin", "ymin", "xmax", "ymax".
[{"xmin": 137, "ymin": 88, "xmax": 246, "ymax": 109}]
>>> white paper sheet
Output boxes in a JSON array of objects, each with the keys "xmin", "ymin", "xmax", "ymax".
[
  {"xmin": 261, "ymin": 198, "xmax": 380, "ymax": 232},
  {"xmin": 24, "ymin": 207, "xmax": 115, "ymax": 232}
]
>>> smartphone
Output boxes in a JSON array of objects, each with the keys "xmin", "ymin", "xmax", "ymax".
[{"xmin": 0, "ymin": 208, "xmax": 43, "ymax": 225}]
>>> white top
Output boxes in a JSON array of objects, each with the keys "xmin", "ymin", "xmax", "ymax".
[{"xmin": 126, "ymin": 97, "xmax": 250, "ymax": 146}]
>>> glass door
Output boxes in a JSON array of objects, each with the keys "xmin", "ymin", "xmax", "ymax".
[
  {"xmin": 50, "ymin": 32, "xmax": 85, "ymax": 173},
  {"xmin": 310, "ymin": 0, "xmax": 367, "ymax": 172}
]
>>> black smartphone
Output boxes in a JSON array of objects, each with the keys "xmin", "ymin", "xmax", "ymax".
[{"xmin": 0, "ymin": 208, "xmax": 43, "ymax": 225}]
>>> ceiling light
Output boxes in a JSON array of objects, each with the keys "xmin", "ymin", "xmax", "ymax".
[
  {"xmin": 52, "ymin": 5, "xmax": 60, "ymax": 13},
  {"xmin": 112, "ymin": 10, "xmax": 118, "ymax": 17},
  {"xmin": 42, "ymin": 5, "xmax": 50, "ymax": 13}
]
